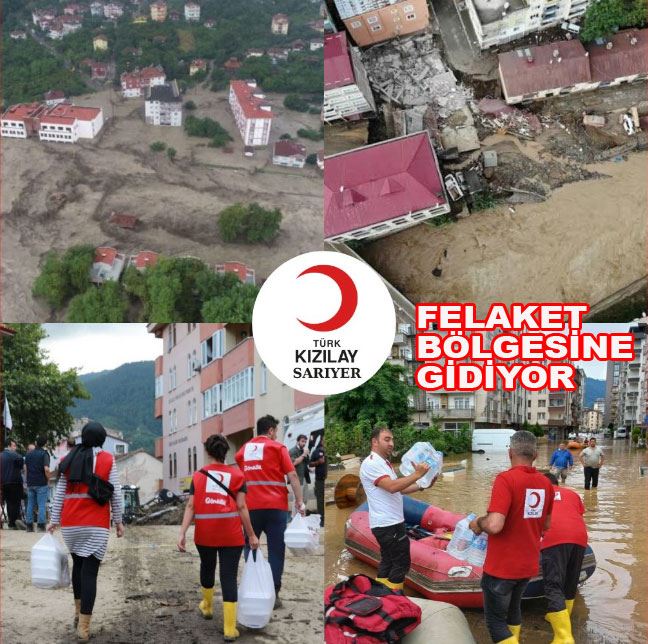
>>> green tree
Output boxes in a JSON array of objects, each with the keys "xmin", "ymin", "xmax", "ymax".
[
  {"xmin": 1, "ymin": 324, "xmax": 89, "ymax": 448},
  {"xmin": 283, "ymin": 94, "xmax": 309, "ymax": 112},
  {"xmin": 297, "ymin": 127, "xmax": 323, "ymax": 141},
  {"xmin": 184, "ymin": 100, "xmax": 197, "ymax": 110},
  {"xmin": 218, "ymin": 202, "xmax": 282, "ymax": 244},
  {"xmin": 32, "ymin": 252, "xmax": 68, "ymax": 309},
  {"xmin": 122, "ymin": 265, "xmax": 147, "ymax": 301},
  {"xmin": 306, "ymin": 153, "xmax": 318, "ymax": 165},
  {"xmin": 61, "ymin": 245, "xmax": 95, "ymax": 295},
  {"xmin": 167, "ymin": 146, "xmax": 177, "ymax": 160},
  {"xmin": 150, "ymin": 141, "xmax": 166, "ymax": 152},
  {"xmin": 326, "ymin": 363, "xmax": 415, "ymax": 430},
  {"xmin": 582, "ymin": 0, "xmax": 626, "ymax": 41},
  {"xmin": 201, "ymin": 283, "xmax": 259, "ymax": 322},
  {"xmin": 66, "ymin": 282, "xmax": 129, "ymax": 322}
]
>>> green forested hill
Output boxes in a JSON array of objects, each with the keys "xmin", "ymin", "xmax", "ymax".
[{"xmin": 71, "ymin": 361, "xmax": 162, "ymax": 453}]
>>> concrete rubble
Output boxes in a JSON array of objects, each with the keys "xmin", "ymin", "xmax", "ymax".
[{"xmin": 362, "ymin": 32, "xmax": 480, "ymax": 152}]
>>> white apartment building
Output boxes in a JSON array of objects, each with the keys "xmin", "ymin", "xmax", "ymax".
[
  {"xmin": 583, "ymin": 409, "xmax": 603, "ymax": 432},
  {"xmin": 145, "ymin": 81, "xmax": 182, "ymax": 126},
  {"xmin": 184, "ymin": 2, "xmax": 200, "ymax": 21},
  {"xmin": 228, "ymin": 80, "xmax": 272, "ymax": 147},
  {"xmin": 103, "ymin": 2, "xmax": 124, "ymax": 18},
  {"xmin": 324, "ymin": 32, "xmax": 376, "ymax": 122},
  {"xmin": 333, "ymin": 0, "xmax": 401, "ymax": 19},
  {"xmin": 148, "ymin": 323, "xmax": 324, "ymax": 494},
  {"xmin": 466, "ymin": 0, "xmax": 591, "ymax": 49},
  {"xmin": 617, "ymin": 321, "xmax": 647, "ymax": 428},
  {"xmin": 121, "ymin": 66, "xmax": 167, "ymax": 98}
]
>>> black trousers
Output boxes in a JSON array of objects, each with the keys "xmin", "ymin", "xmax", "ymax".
[
  {"xmin": 1, "ymin": 483, "xmax": 23, "ymax": 526},
  {"xmin": 371, "ymin": 522, "xmax": 411, "ymax": 584},
  {"xmin": 584, "ymin": 466, "xmax": 600, "ymax": 489},
  {"xmin": 315, "ymin": 479, "xmax": 325, "ymax": 526},
  {"xmin": 541, "ymin": 543, "xmax": 586, "ymax": 613},
  {"xmin": 71, "ymin": 553, "xmax": 101, "ymax": 615},
  {"xmin": 481, "ymin": 572, "xmax": 529, "ymax": 643},
  {"xmin": 195, "ymin": 544, "xmax": 243, "ymax": 603}
]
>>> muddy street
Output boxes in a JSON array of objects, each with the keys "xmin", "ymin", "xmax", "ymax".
[
  {"xmin": 325, "ymin": 440, "xmax": 648, "ymax": 643},
  {"xmin": 1, "ymin": 525, "xmax": 323, "ymax": 643}
]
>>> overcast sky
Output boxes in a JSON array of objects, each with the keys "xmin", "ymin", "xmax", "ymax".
[{"xmin": 41, "ymin": 324, "xmax": 161, "ymax": 374}]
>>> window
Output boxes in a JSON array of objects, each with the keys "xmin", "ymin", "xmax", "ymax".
[
  {"xmin": 192, "ymin": 398, "xmax": 197, "ymax": 425},
  {"xmin": 350, "ymin": 20, "xmax": 361, "ymax": 28},
  {"xmin": 528, "ymin": 413, "xmax": 531, "ymax": 420},
  {"xmin": 367, "ymin": 16, "xmax": 378, "ymax": 24},
  {"xmin": 203, "ymin": 384, "xmax": 223, "ymax": 418},
  {"xmin": 187, "ymin": 353, "xmax": 192, "ymax": 379},
  {"xmin": 187, "ymin": 400, "xmax": 192, "ymax": 426},
  {"xmin": 261, "ymin": 363, "xmax": 268, "ymax": 395},
  {"xmin": 201, "ymin": 329, "xmax": 225, "ymax": 367},
  {"xmin": 404, "ymin": 3, "xmax": 414, "ymax": 10},
  {"xmin": 538, "ymin": 412, "xmax": 546, "ymax": 420},
  {"xmin": 193, "ymin": 447, "xmax": 197, "ymax": 473},
  {"xmin": 371, "ymin": 24, "xmax": 382, "ymax": 31},
  {"xmin": 173, "ymin": 452, "xmax": 177, "ymax": 478},
  {"xmin": 223, "ymin": 367, "xmax": 254, "ymax": 410},
  {"xmin": 405, "ymin": 13, "xmax": 416, "ymax": 20},
  {"xmin": 155, "ymin": 374, "xmax": 164, "ymax": 398},
  {"xmin": 115, "ymin": 444, "xmax": 125, "ymax": 455},
  {"xmin": 167, "ymin": 324, "xmax": 176, "ymax": 352},
  {"xmin": 188, "ymin": 448, "xmax": 192, "ymax": 473},
  {"xmin": 168, "ymin": 454, "xmax": 172, "ymax": 478},
  {"xmin": 538, "ymin": 400, "xmax": 546, "ymax": 408}
]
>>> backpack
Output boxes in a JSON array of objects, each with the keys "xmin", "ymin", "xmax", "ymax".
[{"xmin": 324, "ymin": 574, "xmax": 421, "ymax": 643}]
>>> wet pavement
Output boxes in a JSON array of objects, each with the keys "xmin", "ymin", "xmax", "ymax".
[{"xmin": 325, "ymin": 439, "xmax": 648, "ymax": 643}]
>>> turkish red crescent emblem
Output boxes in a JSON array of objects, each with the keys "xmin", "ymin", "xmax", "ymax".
[
  {"xmin": 529, "ymin": 491, "xmax": 541, "ymax": 508},
  {"xmin": 297, "ymin": 265, "xmax": 358, "ymax": 332},
  {"xmin": 214, "ymin": 472, "xmax": 224, "ymax": 482}
]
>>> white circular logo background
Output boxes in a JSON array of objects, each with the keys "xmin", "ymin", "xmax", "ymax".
[{"xmin": 252, "ymin": 251, "xmax": 396, "ymax": 395}]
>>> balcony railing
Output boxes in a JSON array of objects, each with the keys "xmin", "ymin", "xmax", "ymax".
[{"xmin": 427, "ymin": 407, "xmax": 476, "ymax": 419}]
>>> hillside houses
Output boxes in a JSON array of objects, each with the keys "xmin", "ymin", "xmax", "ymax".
[{"xmin": 121, "ymin": 66, "xmax": 166, "ymax": 97}]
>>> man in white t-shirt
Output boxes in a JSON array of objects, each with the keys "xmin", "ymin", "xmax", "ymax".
[
  {"xmin": 359, "ymin": 426, "xmax": 433, "ymax": 591},
  {"xmin": 579, "ymin": 437, "xmax": 604, "ymax": 490}
]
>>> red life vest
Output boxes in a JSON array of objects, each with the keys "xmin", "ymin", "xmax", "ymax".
[
  {"xmin": 61, "ymin": 451, "xmax": 113, "ymax": 529},
  {"xmin": 234, "ymin": 437, "xmax": 292, "ymax": 511},
  {"xmin": 192, "ymin": 464, "xmax": 245, "ymax": 547},
  {"xmin": 325, "ymin": 575, "xmax": 421, "ymax": 643}
]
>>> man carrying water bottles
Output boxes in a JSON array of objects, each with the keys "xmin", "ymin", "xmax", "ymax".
[
  {"xmin": 359, "ymin": 426, "xmax": 434, "ymax": 591},
  {"xmin": 469, "ymin": 430, "xmax": 554, "ymax": 644}
]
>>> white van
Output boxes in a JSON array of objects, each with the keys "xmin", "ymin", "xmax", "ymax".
[
  {"xmin": 472, "ymin": 429, "xmax": 517, "ymax": 452},
  {"xmin": 614, "ymin": 427, "xmax": 628, "ymax": 439}
]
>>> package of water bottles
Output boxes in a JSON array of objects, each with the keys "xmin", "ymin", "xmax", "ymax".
[
  {"xmin": 399, "ymin": 442, "xmax": 443, "ymax": 488},
  {"xmin": 446, "ymin": 513, "xmax": 488, "ymax": 568}
]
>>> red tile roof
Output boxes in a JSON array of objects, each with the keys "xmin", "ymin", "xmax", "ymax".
[
  {"xmin": 223, "ymin": 57, "xmax": 242, "ymax": 70},
  {"xmin": 218, "ymin": 262, "xmax": 252, "ymax": 282},
  {"xmin": 324, "ymin": 132, "xmax": 447, "ymax": 238},
  {"xmin": 498, "ymin": 40, "xmax": 591, "ymax": 98},
  {"xmin": 45, "ymin": 90, "xmax": 66, "ymax": 100},
  {"xmin": 94, "ymin": 247, "xmax": 118, "ymax": 266},
  {"xmin": 108, "ymin": 212, "xmax": 139, "ymax": 228},
  {"xmin": 587, "ymin": 29, "xmax": 648, "ymax": 83},
  {"xmin": 121, "ymin": 66, "xmax": 166, "ymax": 89},
  {"xmin": 274, "ymin": 139, "xmax": 306, "ymax": 157},
  {"xmin": 133, "ymin": 251, "xmax": 159, "ymax": 269},
  {"xmin": 43, "ymin": 103, "xmax": 102, "ymax": 122},
  {"xmin": 2, "ymin": 103, "xmax": 47, "ymax": 121},
  {"xmin": 0, "ymin": 324, "xmax": 16, "ymax": 336},
  {"xmin": 325, "ymin": 32, "xmax": 355, "ymax": 90},
  {"xmin": 230, "ymin": 80, "xmax": 272, "ymax": 120}
]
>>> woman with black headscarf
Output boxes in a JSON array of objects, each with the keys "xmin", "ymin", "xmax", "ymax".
[{"xmin": 48, "ymin": 421, "xmax": 124, "ymax": 642}]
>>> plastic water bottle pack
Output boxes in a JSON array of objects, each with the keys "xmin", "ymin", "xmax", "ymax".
[
  {"xmin": 399, "ymin": 442, "xmax": 443, "ymax": 488},
  {"xmin": 446, "ymin": 513, "xmax": 488, "ymax": 567}
]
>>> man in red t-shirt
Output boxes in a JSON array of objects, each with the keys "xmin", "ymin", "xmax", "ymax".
[
  {"xmin": 235, "ymin": 415, "xmax": 305, "ymax": 608},
  {"xmin": 469, "ymin": 431, "xmax": 554, "ymax": 644},
  {"xmin": 540, "ymin": 472, "xmax": 588, "ymax": 644}
]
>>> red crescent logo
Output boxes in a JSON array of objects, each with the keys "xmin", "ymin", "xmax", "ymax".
[
  {"xmin": 214, "ymin": 473, "xmax": 224, "ymax": 482},
  {"xmin": 529, "ymin": 492, "xmax": 541, "ymax": 509},
  {"xmin": 297, "ymin": 265, "xmax": 358, "ymax": 332}
]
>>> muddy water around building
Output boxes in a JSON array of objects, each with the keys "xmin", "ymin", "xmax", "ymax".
[{"xmin": 325, "ymin": 440, "xmax": 648, "ymax": 643}]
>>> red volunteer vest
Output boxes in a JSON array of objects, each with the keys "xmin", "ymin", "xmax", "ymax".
[
  {"xmin": 235, "ymin": 437, "xmax": 291, "ymax": 511},
  {"xmin": 61, "ymin": 451, "xmax": 113, "ymax": 529},
  {"xmin": 192, "ymin": 464, "xmax": 245, "ymax": 547}
]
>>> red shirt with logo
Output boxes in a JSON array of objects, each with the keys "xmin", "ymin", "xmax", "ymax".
[
  {"xmin": 540, "ymin": 485, "xmax": 587, "ymax": 550},
  {"xmin": 483, "ymin": 465, "xmax": 554, "ymax": 579},
  {"xmin": 235, "ymin": 436, "xmax": 295, "ymax": 511},
  {"xmin": 191, "ymin": 463, "xmax": 245, "ymax": 547}
]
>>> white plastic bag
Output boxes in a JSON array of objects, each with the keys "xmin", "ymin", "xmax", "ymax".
[
  {"xmin": 285, "ymin": 513, "xmax": 320, "ymax": 555},
  {"xmin": 238, "ymin": 549, "xmax": 275, "ymax": 629},
  {"xmin": 399, "ymin": 442, "xmax": 443, "ymax": 487},
  {"xmin": 31, "ymin": 533, "xmax": 70, "ymax": 589}
]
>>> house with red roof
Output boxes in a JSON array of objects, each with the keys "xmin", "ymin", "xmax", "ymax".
[
  {"xmin": 228, "ymin": 80, "xmax": 273, "ymax": 147},
  {"xmin": 223, "ymin": 57, "xmax": 242, "ymax": 71},
  {"xmin": 130, "ymin": 251, "xmax": 159, "ymax": 271},
  {"xmin": 324, "ymin": 132, "xmax": 450, "ymax": 243},
  {"xmin": 215, "ymin": 262, "xmax": 256, "ymax": 285},
  {"xmin": 272, "ymin": 139, "xmax": 307, "ymax": 168},
  {"xmin": 108, "ymin": 212, "xmax": 139, "ymax": 229},
  {"xmin": 324, "ymin": 32, "xmax": 375, "ymax": 122},
  {"xmin": 44, "ymin": 90, "xmax": 67, "ymax": 106},
  {"xmin": 1, "ymin": 104, "xmax": 46, "ymax": 138},
  {"xmin": 91, "ymin": 247, "xmax": 126, "ymax": 283},
  {"xmin": 189, "ymin": 58, "xmax": 207, "ymax": 76},
  {"xmin": 121, "ymin": 66, "xmax": 167, "ymax": 97}
]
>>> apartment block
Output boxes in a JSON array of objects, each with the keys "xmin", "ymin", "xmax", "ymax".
[
  {"xmin": 149, "ymin": 324, "xmax": 324, "ymax": 494},
  {"xmin": 324, "ymin": 132, "xmax": 450, "ymax": 242},
  {"xmin": 605, "ymin": 361, "xmax": 622, "ymax": 428},
  {"xmin": 150, "ymin": 0, "xmax": 167, "ymax": 22},
  {"xmin": 228, "ymin": 80, "xmax": 272, "ymax": 147},
  {"xmin": 324, "ymin": 32, "xmax": 375, "ymax": 122},
  {"xmin": 103, "ymin": 2, "xmax": 124, "ymax": 18},
  {"xmin": 145, "ymin": 81, "xmax": 182, "ymax": 126},
  {"xmin": 467, "ymin": 0, "xmax": 591, "ymax": 49},
  {"xmin": 335, "ymin": 0, "xmax": 429, "ymax": 47},
  {"xmin": 184, "ymin": 2, "xmax": 200, "ymax": 21},
  {"xmin": 616, "ymin": 321, "xmax": 647, "ymax": 429},
  {"xmin": 121, "ymin": 66, "xmax": 166, "ymax": 98},
  {"xmin": 271, "ymin": 13, "xmax": 290, "ymax": 34}
]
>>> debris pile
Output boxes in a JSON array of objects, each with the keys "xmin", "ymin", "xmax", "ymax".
[{"xmin": 474, "ymin": 98, "xmax": 543, "ymax": 140}]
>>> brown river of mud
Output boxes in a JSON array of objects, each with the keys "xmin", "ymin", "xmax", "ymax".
[{"xmin": 325, "ymin": 439, "xmax": 648, "ymax": 643}]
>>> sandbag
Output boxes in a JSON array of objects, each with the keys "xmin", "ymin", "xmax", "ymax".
[
  {"xmin": 31, "ymin": 533, "xmax": 70, "ymax": 589},
  {"xmin": 238, "ymin": 549, "xmax": 275, "ymax": 629}
]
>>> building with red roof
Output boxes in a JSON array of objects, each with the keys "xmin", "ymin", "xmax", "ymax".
[
  {"xmin": 223, "ymin": 57, "xmax": 242, "ymax": 71},
  {"xmin": 499, "ymin": 29, "xmax": 648, "ymax": 104},
  {"xmin": 121, "ymin": 66, "xmax": 167, "ymax": 97},
  {"xmin": 324, "ymin": 32, "xmax": 375, "ymax": 122},
  {"xmin": 91, "ymin": 247, "xmax": 126, "ymax": 283},
  {"xmin": 272, "ymin": 139, "xmax": 307, "ymax": 168},
  {"xmin": 324, "ymin": 132, "xmax": 450, "ymax": 242},
  {"xmin": 44, "ymin": 90, "xmax": 66, "ymax": 106},
  {"xmin": 131, "ymin": 251, "xmax": 160, "ymax": 271},
  {"xmin": 189, "ymin": 59, "xmax": 207, "ymax": 76},
  {"xmin": 108, "ymin": 212, "xmax": 139, "ymax": 229},
  {"xmin": 215, "ymin": 262, "xmax": 256, "ymax": 285},
  {"xmin": 228, "ymin": 80, "xmax": 273, "ymax": 147}
]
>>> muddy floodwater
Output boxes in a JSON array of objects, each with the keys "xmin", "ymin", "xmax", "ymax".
[{"xmin": 325, "ymin": 440, "xmax": 648, "ymax": 643}]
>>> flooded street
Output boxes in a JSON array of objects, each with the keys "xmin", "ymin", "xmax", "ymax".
[{"xmin": 325, "ymin": 440, "xmax": 648, "ymax": 643}]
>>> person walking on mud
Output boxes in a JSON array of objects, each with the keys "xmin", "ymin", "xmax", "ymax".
[
  {"xmin": 178, "ymin": 434, "xmax": 259, "ymax": 641},
  {"xmin": 47, "ymin": 422, "xmax": 124, "ymax": 642},
  {"xmin": 359, "ymin": 426, "xmax": 432, "ymax": 591},
  {"xmin": 469, "ymin": 430, "xmax": 554, "ymax": 644}
]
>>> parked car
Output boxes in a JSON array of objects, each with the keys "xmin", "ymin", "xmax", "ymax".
[{"xmin": 614, "ymin": 427, "xmax": 629, "ymax": 439}]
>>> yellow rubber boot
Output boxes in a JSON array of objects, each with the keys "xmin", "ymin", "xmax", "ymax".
[
  {"xmin": 507, "ymin": 623, "xmax": 521, "ymax": 642},
  {"xmin": 565, "ymin": 599, "xmax": 574, "ymax": 616},
  {"xmin": 74, "ymin": 599, "xmax": 81, "ymax": 626},
  {"xmin": 77, "ymin": 614, "xmax": 92, "ymax": 642},
  {"xmin": 545, "ymin": 609, "xmax": 575, "ymax": 644},
  {"xmin": 198, "ymin": 587, "xmax": 214, "ymax": 619},
  {"xmin": 375, "ymin": 577, "xmax": 389, "ymax": 586},
  {"xmin": 223, "ymin": 602, "xmax": 240, "ymax": 641},
  {"xmin": 382, "ymin": 579, "xmax": 404, "ymax": 591}
]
